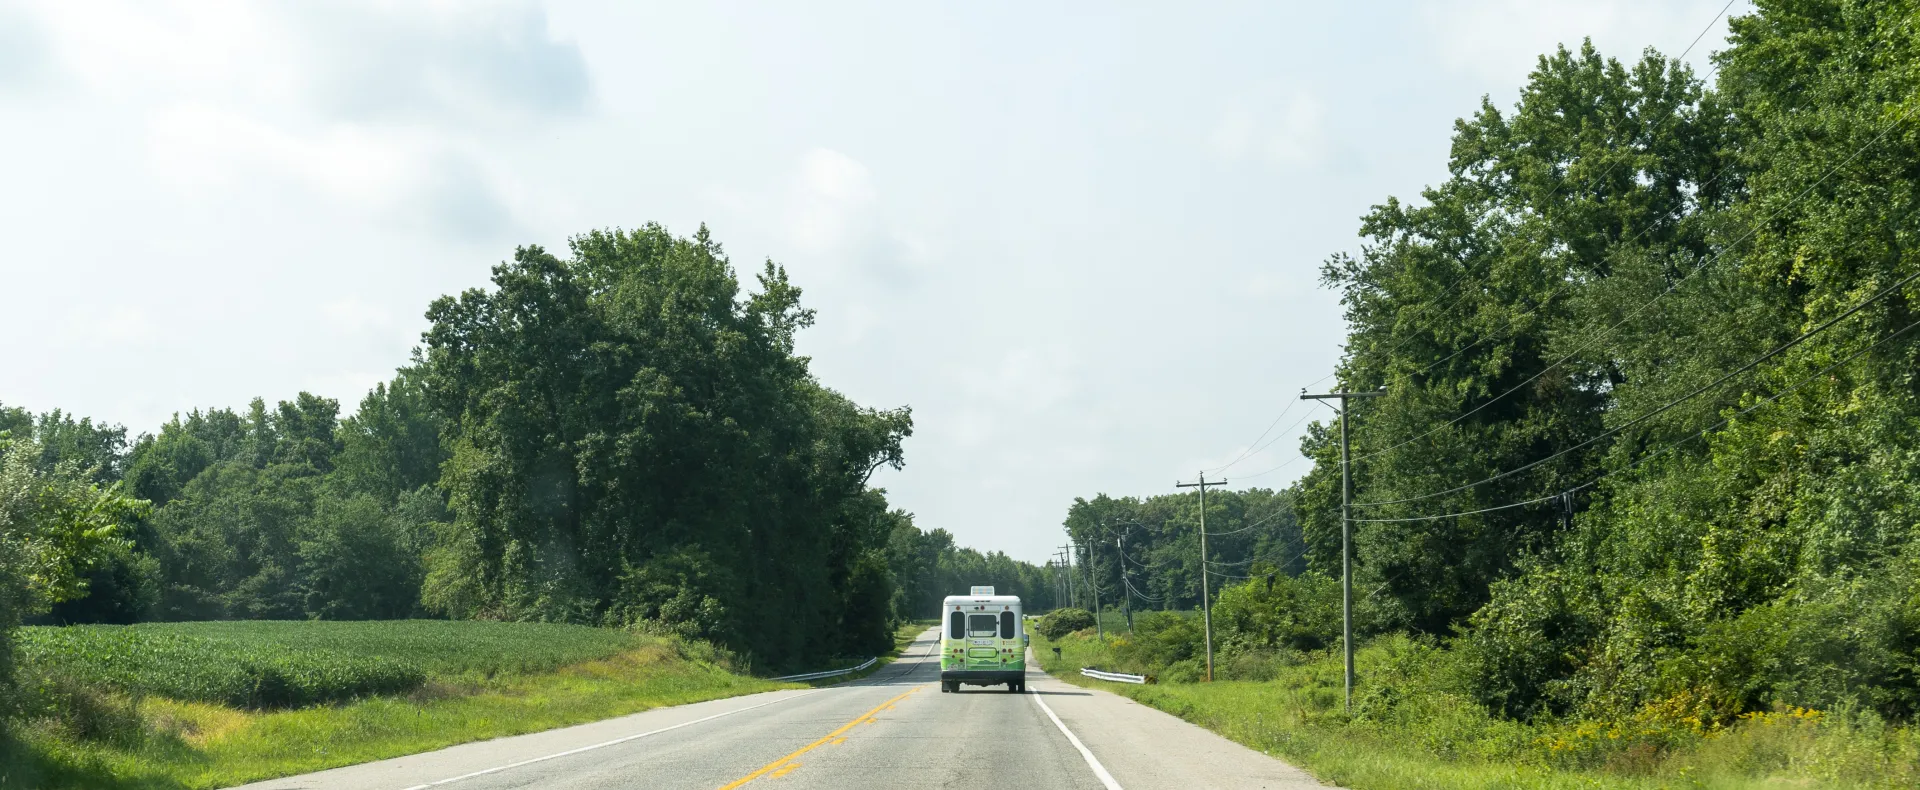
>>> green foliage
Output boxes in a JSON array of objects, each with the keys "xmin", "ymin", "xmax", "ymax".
[
  {"xmin": 416, "ymin": 225, "xmax": 914, "ymax": 667},
  {"xmin": 1212, "ymin": 570, "xmax": 1341, "ymax": 654},
  {"xmin": 3, "ymin": 623, "xmax": 778, "ymax": 790},
  {"xmin": 882, "ymin": 518, "xmax": 1054, "ymax": 620},
  {"xmin": 0, "ymin": 436, "xmax": 146, "ymax": 728},
  {"xmin": 25, "ymin": 620, "xmax": 646, "ymax": 680},
  {"xmin": 1036, "ymin": 607, "xmax": 1096, "ymax": 640},
  {"xmin": 1061, "ymin": 489, "xmax": 1303, "ymax": 615},
  {"xmin": 16, "ymin": 626, "xmax": 423, "ymax": 709},
  {"xmin": 1055, "ymin": 2, "xmax": 1920, "ymax": 767},
  {"xmin": 1037, "ymin": 627, "xmax": 1920, "ymax": 789}
]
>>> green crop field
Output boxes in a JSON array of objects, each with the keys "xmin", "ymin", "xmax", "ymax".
[
  {"xmin": 16, "ymin": 620, "xmax": 652, "ymax": 710},
  {"xmin": 4, "ymin": 621, "xmax": 786, "ymax": 790}
]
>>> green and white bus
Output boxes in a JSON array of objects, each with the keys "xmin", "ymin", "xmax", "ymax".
[{"xmin": 939, "ymin": 586, "xmax": 1027, "ymax": 693}]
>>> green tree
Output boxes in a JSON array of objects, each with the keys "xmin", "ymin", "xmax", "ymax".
[
  {"xmin": 420, "ymin": 225, "xmax": 911, "ymax": 667},
  {"xmin": 0, "ymin": 436, "xmax": 146, "ymax": 725}
]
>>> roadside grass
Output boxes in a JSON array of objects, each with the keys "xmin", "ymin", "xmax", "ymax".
[
  {"xmin": 3, "ymin": 623, "xmax": 783, "ymax": 790},
  {"xmin": 1035, "ymin": 628, "xmax": 1920, "ymax": 790},
  {"xmin": 797, "ymin": 619, "xmax": 935, "ymax": 687},
  {"xmin": 3, "ymin": 618, "xmax": 939, "ymax": 789}
]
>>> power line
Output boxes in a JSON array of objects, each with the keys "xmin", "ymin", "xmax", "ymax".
[
  {"xmin": 1679, "ymin": 0, "xmax": 1742, "ymax": 63},
  {"xmin": 1354, "ymin": 265, "xmax": 1920, "ymax": 508},
  {"xmin": 1353, "ymin": 316, "xmax": 1920, "ymax": 524},
  {"xmin": 1239, "ymin": 3, "xmax": 1752, "ymax": 480},
  {"xmin": 1356, "ymin": 11, "xmax": 1749, "ymax": 390},
  {"xmin": 1206, "ymin": 399, "xmax": 1300, "ymax": 473},
  {"xmin": 1213, "ymin": 46, "xmax": 1705, "ymax": 479},
  {"xmin": 1348, "ymin": 102, "xmax": 1914, "ymax": 466},
  {"xmin": 1202, "ymin": 504, "xmax": 1291, "ymax": 537}
]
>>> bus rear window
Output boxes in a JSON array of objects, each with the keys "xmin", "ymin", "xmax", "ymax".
[
  {"xmin": 967, "ymin": 614, "xmax": 998, "ymax": 638},
  {"xmin": 999, "ymin": 610, "xmax": 1016, "ymax": 639},
  {"xmin": 948, "ymin": 611, "xmax": 965, "ymax": 640}
]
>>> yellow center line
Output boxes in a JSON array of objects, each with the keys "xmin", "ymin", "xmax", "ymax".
[{"xmin": 715, "ymin": 686, "xmax": 923, "ymax": 790}]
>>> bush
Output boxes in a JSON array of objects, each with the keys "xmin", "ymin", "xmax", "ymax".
[
  {"xmin": 1114, "ymin": 610, "xmax": 1202, "ymax": 671},
  {"xmin": 1213, "ymin": 572, "xmax": 1340, "ymax": 653},
  {"xmin": 1037, "ymin": 608, "xmax": 1096, "ymax": 640},
  {"xmin": 1458, "ymin": 566, "xmax": 1598, "ymax": 720}
]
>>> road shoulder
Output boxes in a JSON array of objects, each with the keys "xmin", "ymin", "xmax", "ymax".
[
  {"xmin": 1023, "ymin": 651, "xmax": 1333, "ymax": 790},
  {"xmin": 227, "ymin": 687, "xmax": 823, "ymax": 790}
]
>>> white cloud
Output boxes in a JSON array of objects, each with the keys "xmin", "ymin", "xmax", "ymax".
[
  {"xmin": 698, "ymin": 147, "xmax": 924, "ymax": 299},
  {"xmin": 1208, "ymin": 92, "xmax": 1325, "ymax": 169},
  {"xmin": 144, "ymin": 104, "xmax": 518, "ymax": 238},
  {"xmin": 79, "ymin": 307, "xmax": 154, "ymax": 350},
  {"xmin": 786, "ymin": 148, "xmax": 878, "ymax": 254},
  {"xmin": 17, "ymin": 0, "xmax": 570, "ymax": 241},
  {"xmin": 0, "ymin": 3, "xmax": 52, "ymax": 92},
  {"xmin": 1207, "ymin": 107, "xmax": 1256, "ymax": 160},
  {"xmin": 1419, "ymin": 0, "xmax": 1739, "ymax": 83},
  {"xmin": 320, "ymin": 299, "xmax": 393, "ymax": 335},
  {"xmin": 963, "ymin": 346, "xmax": 1079, "ymax": 414}
]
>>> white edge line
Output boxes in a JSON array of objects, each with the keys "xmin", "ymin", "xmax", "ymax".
[
  {"xmin": 1030, "ymin": 689, "xmax": 1124, "ymax": 790},
  {"xmin": 397, "ymin": 689, "xmax": 825, "ymax": 790}
]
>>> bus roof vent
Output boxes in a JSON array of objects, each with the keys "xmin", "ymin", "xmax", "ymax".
[{"xmin": 971, "ymin": 586, "xmax": 995, "ymax": 596}]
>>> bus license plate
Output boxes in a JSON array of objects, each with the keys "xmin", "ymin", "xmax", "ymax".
[{"xmin": 970, "ymin": 639, "xmax": 994, "ymax": 646}]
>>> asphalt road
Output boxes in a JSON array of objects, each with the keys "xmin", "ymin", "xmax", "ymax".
[{"xmin": 236, "ymin": 628, "xmax": 1328, "ymax": 790}]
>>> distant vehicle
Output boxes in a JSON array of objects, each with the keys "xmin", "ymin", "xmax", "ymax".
[{"xmin": 939, "ymin": 586, "xmax": 1027, "ymax": 693}]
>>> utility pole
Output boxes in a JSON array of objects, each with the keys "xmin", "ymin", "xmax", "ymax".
[
  {"xmin": 1058, "ymin": 545, "xmax": 1075, "ymax": 609},
  {"xmin": 1117, "ymin": 535, "xmax": 1133, "ymax": 632},
  {"xmin": 1059, "ymin": 550, "xmax": 1071, "ymax": 610},
  {"xmin": 1301, "ymin": 388, "xmax": 1385, "ymax": 713},
  {"xmin": 1088, "ymin": 540, "xmax": 1104, "ymax": 641},
  {"xmin": 1175, "ymin": 471, "xmax": 1226, "ymax": 682}
]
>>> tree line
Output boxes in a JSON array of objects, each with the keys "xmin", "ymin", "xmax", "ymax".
[
  {"xmin": 0, "ymin": 224, "xmax": 1051, "ymax": 723},
  {"xmin": 1059, "ymin": 488, "xmax": 1303, "ymax": 615},
  {"xmin": 1069, "ymin": 1, "xmax": 1920, "ymax": 727}
]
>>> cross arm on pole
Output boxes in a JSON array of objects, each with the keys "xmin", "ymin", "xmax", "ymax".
[{"xmin": 1299, "ymin": 390, "xmax": 1386, "ymax": 401}]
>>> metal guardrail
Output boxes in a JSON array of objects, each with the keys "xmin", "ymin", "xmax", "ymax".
[
  {"xmin": 771, "ymin": 656, "xmax": 878, "ymax": 682},
  {"xmin": 1080, "ymin": 667, "xmax": 1149, "ymax": 684}
]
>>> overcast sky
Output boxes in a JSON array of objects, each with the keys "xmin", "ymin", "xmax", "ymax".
[{"xmin": 0, "ymin": 0, "xmax": 1744, "ymax": 563}]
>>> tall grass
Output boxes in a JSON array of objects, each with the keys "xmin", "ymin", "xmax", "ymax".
[{"xmin": 1036, "ymin": 629, "xmax": 1920, "ymax": 790}]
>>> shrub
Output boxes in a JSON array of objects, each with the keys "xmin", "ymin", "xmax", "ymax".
[
  {"xmin": 1458, "ymin": 566, "xmax": 1598, "ymax": 720},
  {"xmin": 1213, "ymin": 572, "xmax": 1340, "ymax": 653},
  {"xmin": 1037, "ymin": 608, "xmax": 1096, "ymax": 640},
  {"xmin": 1114, "ymin": 610, "xmax": 1201, "ymax": 671}
]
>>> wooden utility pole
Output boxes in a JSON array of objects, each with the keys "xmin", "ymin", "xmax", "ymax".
[
  {"xmin": 1117, "ymin": 535, "xmax": 1133, "ymax": 632},
  {"xmin": 1176, "ymin": 472, "xmax": 1226, "ymax": 682},
  {"xmin": 1058, "ymin": 545, "xmax": 1075, "ymax": 609},
  {"xmin": 1301, "ymin": 388, "xmax": 1385, "ymax": 712},
  {"xmin": 1084, "ymin": 540, "xmax": 1104, "ymax": 641}
]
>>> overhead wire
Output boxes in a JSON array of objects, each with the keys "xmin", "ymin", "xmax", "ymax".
[
  {"xmin": 1353, "ymin": 265, "xmax": 1920, "ymax": 508},
  {"xmin": 1206, "ymin": 6, "xmax": 1748, "ymax": 479},
  {"xmin": 1347, "ymin": 101, "xmax": 1914, "ymax": 467},
  {"xmin": 1353, "ymin": 315, "xmax": 1920, "ymax": 524},
  {"xmin": 1387, "ymin": 1, "xmax": 1750, "ymax": 390}
]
